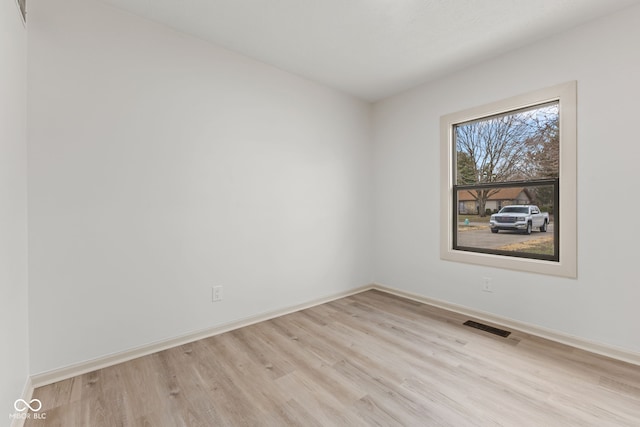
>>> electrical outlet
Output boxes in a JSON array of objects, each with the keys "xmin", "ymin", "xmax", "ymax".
[
  {"xmin": 212, "ymin": 285, "xmax": 223, "ymax": 302},
  {"xmin": 482, "ymin": 277, "xmax": 493, "ymax": 293}
]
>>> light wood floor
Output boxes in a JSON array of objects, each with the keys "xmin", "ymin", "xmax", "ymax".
[{"xmin": 26, "ymin": 290, "xmax": 640, "ymax": 426}]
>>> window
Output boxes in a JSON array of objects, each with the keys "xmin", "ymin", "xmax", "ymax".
[{"xmin": 440, "ymin": 82, "xmax": 577, "ymax": 277}]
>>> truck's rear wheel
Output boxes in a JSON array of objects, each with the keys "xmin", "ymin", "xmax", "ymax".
[{"xmin": 540, "ymin": 220, "xmax": 548, "ymax": 232}]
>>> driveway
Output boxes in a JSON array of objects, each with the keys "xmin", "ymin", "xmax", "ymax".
[{"xmin": 457, "ymin": 223, "xmax": 554, "ymax": 249}]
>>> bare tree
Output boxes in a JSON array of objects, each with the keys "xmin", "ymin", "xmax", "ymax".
[
  {"xmin": 455, "ymin": 104, "xmax": 558, "ymax": 216},
  {"xmin": 523, "ymin": 114, "xmax": 559, "ymax": 210}
]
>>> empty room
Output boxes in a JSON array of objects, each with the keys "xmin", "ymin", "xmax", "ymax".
[{"xmin": 2, "ymin": 0, "xmax": 640, "ymax": 425}]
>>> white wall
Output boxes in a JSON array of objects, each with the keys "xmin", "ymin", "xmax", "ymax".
[
  {"xmin": 0, "ymin": 0, "xmax": 29, "ymax": 416},
  {"xmin": 373, "ymin": 4, "xmax": 640, "ymax": 353},
  {"xmin": 27, "ymin": 0, "xmax": 372, "ymax": 374}
]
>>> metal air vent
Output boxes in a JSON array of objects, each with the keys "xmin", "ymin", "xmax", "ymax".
[{"xmin": 464, "ymin": 320, "xmax": 511, "ymax": 337}]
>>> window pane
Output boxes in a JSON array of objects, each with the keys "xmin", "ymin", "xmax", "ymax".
[
  {"xmin": 455, "ymin": 102, "xmax": 559, "ymax": 186},
  {"xmin": 455, "ymin": 183, "xmax": 557, "ymax": 261}
]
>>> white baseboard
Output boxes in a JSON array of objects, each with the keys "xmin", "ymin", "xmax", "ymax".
[
  {"xmin": 31, "ymin": 285, "xmax": 374, "ymax": 388},
  {"xmin": 30, "ymin": 282, "xmax": 640, "ymax": 389},
  {"xmin": 372, "ymin": 283, "xmax": 640, "ymax": 367},
  {"xmin": 10, "ymin": 377, "xmax": 34, "ymax": 427}
]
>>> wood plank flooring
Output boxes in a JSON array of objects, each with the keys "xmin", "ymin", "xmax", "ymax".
[{"xmin": 25, "ymin": 290, "xmax": 640, "ymax": 426}]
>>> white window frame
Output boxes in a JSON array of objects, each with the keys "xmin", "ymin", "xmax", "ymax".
[{"xmin": 440, "ymin": 81, "xmax": 577, "ymax": 278}]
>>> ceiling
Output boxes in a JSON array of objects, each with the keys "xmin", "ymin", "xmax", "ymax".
[{"xmin": 99, "ymin": 0, "xmax": 640, "ymax": 101}]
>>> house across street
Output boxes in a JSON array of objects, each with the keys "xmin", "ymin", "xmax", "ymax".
[{"xmin": 458, "ymin": 187, "xmax": 533, "ymax": 214}]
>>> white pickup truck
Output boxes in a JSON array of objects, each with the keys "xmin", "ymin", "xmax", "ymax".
[{"xmin": 489, "ymin": 205, "xmax": 549, "ymax": 235}]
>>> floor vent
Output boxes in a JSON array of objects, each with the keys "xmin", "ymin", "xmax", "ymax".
[{"xmin": 463, "ymin": 320, "xmax": 511, "ymax": 337}]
